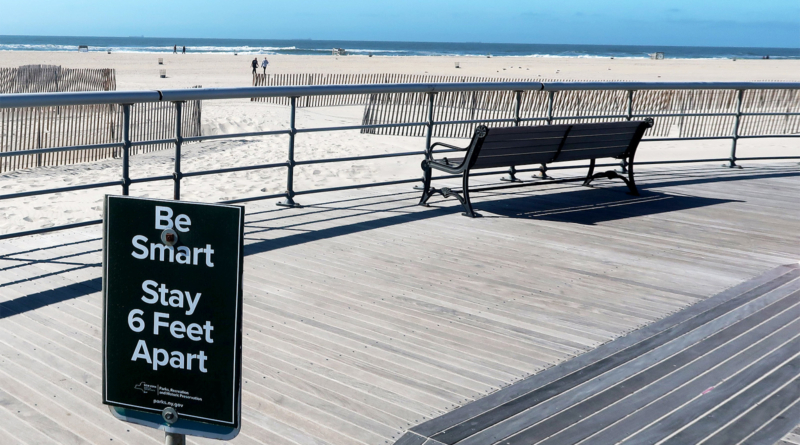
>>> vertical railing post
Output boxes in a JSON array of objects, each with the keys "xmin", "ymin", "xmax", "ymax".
[
  {"xmin": 424, "ymin": 92, "xmax": 436, "ymax": 160},
  {"xmin": 626, "ymin": 90, "xmax": 634, "ymax": 122},
  {"xmin": 502, "ymin": 91, "xmax": 523, "ymax": 182},
  {"xmin": 121, "ymin": 104, "xmax": 131, "ymax": 195},
  {"xmin": 538, "ymin": 90, "xmax": 555, "ymax": 178},
  {"xmin": 513, "ymin": 90, "xmax": 522, "ymax": 127},
  {"xmin": 726, "ymin": 89, "xmax": 744, "ymax": 168},
  {"xmin": 619, "ymin": 90, "xmax": 634, "ymax": 173},
  {"xmin": 277, "ymin": 96, "xmax": 299, "ymax": 207},
  {"xmin": 415, "ymin": 92, "xmax": 437, "ymax": 192},
  {"xmin": 173, "ymin": 101, "xmax": 183, "ymax": 200}
]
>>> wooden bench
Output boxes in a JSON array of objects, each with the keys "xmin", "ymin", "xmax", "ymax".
[{"xmin": 419, "ymin": 119, "xmax": 654, "ymax": 217}]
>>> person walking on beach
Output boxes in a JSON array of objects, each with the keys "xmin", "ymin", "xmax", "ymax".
[
  {"xmin": 173, "ymin": 45, "xmax": 177, "ymax": 54},
  {"xmin": 261, "ymin": 57, "xmax": 269, "ymax": 74},
  {"xmin": 251, "ymin": 58, "xmax": 258, "ymax": 75},
  {"xmin": 182, "ymin": 46, "xmax": 186, "ymax": 54}
]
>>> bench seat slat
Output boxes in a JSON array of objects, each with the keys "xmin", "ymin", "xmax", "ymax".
[
  {"xmin": 472, "ymin": 157, "xmax": 551, "ymax": 169},
  {"xmin": 484, "ymin": 132, "xmax": 569, "ymax": 143},
  {"xmin": 480, "ymin": 141, "xmax": 563, "ymax": 153},
  {"xmin": 482, "ymin": 130, "xmax": 638, "ymax": 146},
  {"xmin": 472, "ymin": 146, "xmax": 561, "ymax": 159},
  {"xmin": 560, "ymin": 139, "xmax": 636, "ymax": 152},
  {"xmin": 556, "ymin": 146, "xmax": 632, "ymax": 162},
  {"xmin": 481, "ymin": 134, "xmax": 635, "ymax": 153},
  {"xmin": 467, "ymin": 145, "xmax": 631, "ymax": 169},
  {"xmin": 487, "ymin": 121, "xmax": 639, "ymax": 134}
]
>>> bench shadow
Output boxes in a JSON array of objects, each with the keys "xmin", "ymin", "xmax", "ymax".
[{"xmin": 475, "ymin": 188, "xmax": 738, "ymax": 225}]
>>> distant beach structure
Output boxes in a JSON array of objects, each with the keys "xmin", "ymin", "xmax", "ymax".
[
  {"xmin": 78, "ymin": 45, "xmax": 88, "ymax": 52},
  {"xmin": 650, "ymin": 52, "xmax": 665, "ymax": 60},
  {"xmin": 332, "ymin": 48, "xmax": 347, "ymax": 56}
]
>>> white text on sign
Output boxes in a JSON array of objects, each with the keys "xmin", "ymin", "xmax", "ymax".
[{"xmin": 129, "ymin": 206, "xmax": 215, "ymax": 266}]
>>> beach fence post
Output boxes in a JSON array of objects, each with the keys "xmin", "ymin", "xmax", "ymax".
[
  {"xmin": 619, "ymin": 90, "xmax": 634, "ymax": 174},
  {"xmin": 502, "ymin": 91, "xmax": 523, "ymax": 182},
  {"xmin": 173, "ymin": 101, "xmax": 183, "ymax": 200},
  {"xmin": 277, "ymin": 96, "xmax": 300, "ymax": 207},
  {"xmin": 121, "ymin": 104, "xmax": 131, "ymax": 195},
  {"xmin": 538, "ymin": 91, "xmax": 556, "ymax": 178},
  {"xmin": 726, "ymin": 89, "xmax": 744, "ymax": 168}
]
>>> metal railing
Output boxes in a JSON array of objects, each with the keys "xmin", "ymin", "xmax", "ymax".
[{"xmin": 0, "ymin": 81, "xmax": 798, "ymax": 240}]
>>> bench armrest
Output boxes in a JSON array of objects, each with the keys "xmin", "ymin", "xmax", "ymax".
[{"xmin": 430, "ymin": 142, "xmax": 467, "ymax": 151}]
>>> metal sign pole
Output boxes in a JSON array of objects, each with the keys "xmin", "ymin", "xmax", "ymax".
[{"xmin": 165, "ymin": 432, "xmax": 185, "ymax": 445}]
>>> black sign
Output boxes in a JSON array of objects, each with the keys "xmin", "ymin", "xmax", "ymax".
[{"xmin": 102, "ymin": 195, "xmax": 243, "ymax": 434}]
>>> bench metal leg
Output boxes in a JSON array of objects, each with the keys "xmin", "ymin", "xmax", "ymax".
[
  {"xmin": 500, "ymin": 165, "xmax": 522, "ymax": 182},
  {"xmin": 583, "ymin": 159, "xmax": 596, "ymax": 187},
  {"xmin": 534, "ymin": 163, "xmax": 551, "ymax": 179},
  {"xmin": 583, "ymin": 156, "xmax": 639, "ymax": 195},
  {"xmin": 625, "ymin": 155, "xmax": 639, "ymax": 195},
  {"xmin": 418, "ymin": 170, "xmax": 479, "ymax": 217},
  {"xmin": 618, "ymin": 157, "xmax": 628, "ymax": 174},
  {"xmin": 418, "ymin": 161, "xmax": 434, "ymax": 206},
  {"xmin": 461, "ymin": 172, "xmax": 478, "ymax": 217}
]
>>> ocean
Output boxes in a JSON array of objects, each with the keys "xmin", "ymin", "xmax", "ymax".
[{"xmin": 0, "ymin": 35, "xmax": 797, "ymax": 60}]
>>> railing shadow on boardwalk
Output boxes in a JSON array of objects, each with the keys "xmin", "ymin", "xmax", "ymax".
[
  {"xmin": 1, "ymin": 164, "xmax": 798, "ymax": 318},
  {"xmin": 0, "ymin": 195, "xmax": 452, "ymax": 319}
]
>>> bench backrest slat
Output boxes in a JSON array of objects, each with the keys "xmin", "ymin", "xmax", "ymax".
[{"xmin": 468, "ymin": 121, "xmax": 648, "ymax": 170}]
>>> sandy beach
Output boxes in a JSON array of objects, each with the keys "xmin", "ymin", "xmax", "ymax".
[
  {"xmin": 3, "ymin": 51, "xmax": 800, "ymax": 89},
  {"xmin": 0, "ymin": 51, "xmax": 798, "ymax": 235}
]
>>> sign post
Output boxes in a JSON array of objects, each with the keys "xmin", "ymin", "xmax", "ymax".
[{"xmin": 102, "ymin": 195, "xmax": 244, "ymax": 440}]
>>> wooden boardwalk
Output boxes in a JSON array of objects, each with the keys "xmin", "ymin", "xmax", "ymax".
[
  {"xmin": 778, "ymin": 425, "xmax": 800, "ymax": 445},
  {"xmin": 398, "ymin": 264, "xmax": 800, "ymax": 445},
  {"xmin": 0, "ymin": 162, "xmax": 799, "ymax": 444}
]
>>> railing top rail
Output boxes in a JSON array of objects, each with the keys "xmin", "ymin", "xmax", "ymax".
[
  {"xmin": 1, "ymin": 81, "xmax": 799, "ymax": 108},
  {"xmin": 541, "ymin": 82, "xmax": 800, "ymax": 91},
  {"xmin": 0, "ymin": 90, "xmax": 163, "ymax": 108},
  {"xmin": 158, "ymin": 82, "xmax": 546, "ymax": 103}
]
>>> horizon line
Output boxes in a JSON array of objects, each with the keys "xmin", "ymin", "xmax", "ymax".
[{"xmin": 1, "ymin": 34, "xmax": 798, "ymax": 51}]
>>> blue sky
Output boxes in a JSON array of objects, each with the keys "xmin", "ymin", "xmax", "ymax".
[{"xmin": 1, "ymin": 0, "xmax": 798, "ymax": 48}]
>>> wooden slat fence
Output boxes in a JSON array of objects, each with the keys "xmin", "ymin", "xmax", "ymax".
[
  {"xmin": 0, "ymin": 65, "xmax": 116, "ymax": 93},
  {"xmin": 0, "ymin": 65, "xmax": 202, "ymax": 173},
  {"xmin": 367, "ymin": 87, "xmax": 800, "ymax": 139},
  {"xmin": 0, "ymin": 100, "xmax": 202, "ymax": 173},
  {"xmin": 252, "ymin": 73, "xmax": 447, "ymax": 106},
  {"xmin": 252, "ymin": 73, "xmax": 800, "ymax": 139},
  {"xmin": 740, "ymin": 89, "xmax": 800, "ymax": 136}
]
